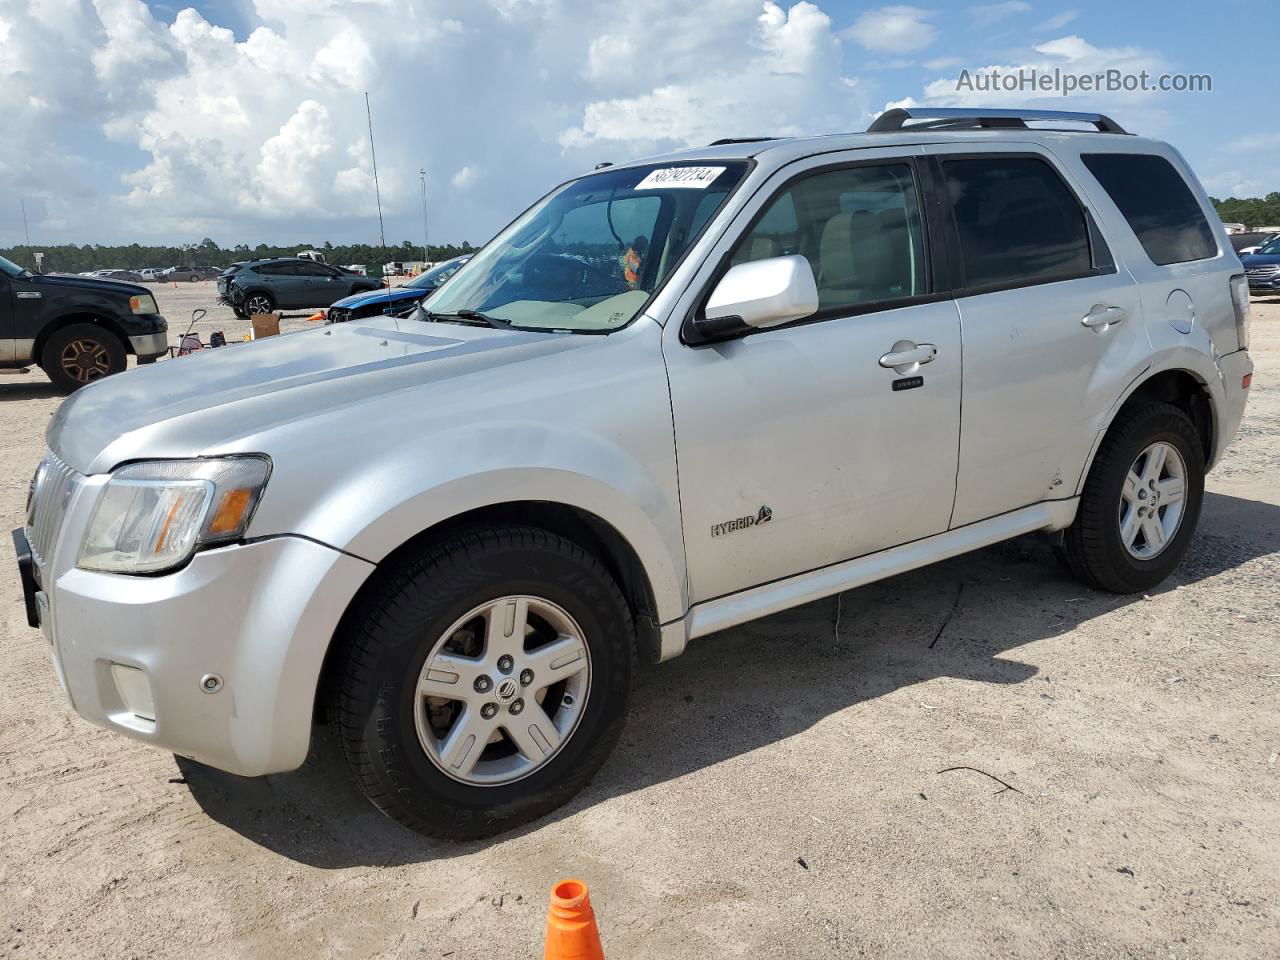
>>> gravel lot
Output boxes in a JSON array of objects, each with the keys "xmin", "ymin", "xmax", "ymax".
[{"xmin": 1, "ymin": 285, "xmax": 1277, "ymax": 959}]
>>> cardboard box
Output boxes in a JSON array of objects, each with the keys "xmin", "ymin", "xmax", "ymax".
[{"xmin": 250, "ymin": 313, "xmax": 280, "ymax": 340}]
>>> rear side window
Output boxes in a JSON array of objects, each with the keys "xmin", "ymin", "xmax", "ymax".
[
  {"xmin": 941, "ymin": 156, "xmax": 1093, "ymax": 289},
  {"xmin": 1081, "ymin": 153, "xmax": 1217, "ymax": 265}
]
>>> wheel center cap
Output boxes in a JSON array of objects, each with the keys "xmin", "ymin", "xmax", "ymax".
[{"xmin": 494, "ymin": 678, "xmax": 520, "ymax": 704}]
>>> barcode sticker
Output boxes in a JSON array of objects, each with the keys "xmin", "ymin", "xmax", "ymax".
[{"xmin": 634, "ymin": 166, "xmax": 727, "ymax": 190}]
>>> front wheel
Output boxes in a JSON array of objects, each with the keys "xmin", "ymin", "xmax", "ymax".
[
  {"xmin": 1062, "ymin": 401, "xmax": 1205, "ymax": 593},
  {"xmin": 41, "ymin": 323, "xmax": 128, "ymax": 393},
  {"xmin": 335, "ymin": 526, "xmax": 634, "ymax": 839}
]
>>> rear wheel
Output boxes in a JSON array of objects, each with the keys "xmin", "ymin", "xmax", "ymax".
[
  {"xmin": 41, "ymin": 323, "xmax": 127, "ymax": 393},
  {"xmin": 335, "ymin": 526, "xmax": 634, "ymax": 839},
  {"xmin": 1062, "ymin": 401, "xmax": 1205, "ymax": 593}
]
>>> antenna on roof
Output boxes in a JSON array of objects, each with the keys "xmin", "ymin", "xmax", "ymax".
[{"xmin": 365, "ymin": 92, "xmax": 387, "ymax": 248}]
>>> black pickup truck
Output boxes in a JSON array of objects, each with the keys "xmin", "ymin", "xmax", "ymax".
[{"xmin": 0, "ymin": 254, "xmax": 168, "ymax": 392}]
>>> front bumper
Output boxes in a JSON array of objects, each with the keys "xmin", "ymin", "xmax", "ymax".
[
  {"xmin": 19, "ymin": 510, "xmax": 373, "ymax": 775},
  {"xmin": 128, "ymin": 331, "xmax": 169, "ymax": 359}
]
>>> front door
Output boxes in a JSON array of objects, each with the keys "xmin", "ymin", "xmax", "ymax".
[
  {"xmin": 664, "ymin": 150, "xmax": 964, "ymax": 604},
  {"xmin": 924, "ymin": 145, "xmax": 1147, "ymax": 527},
  {"xmin": 0, "ymin": 273, "xmax": 13, "ymax": 364}
]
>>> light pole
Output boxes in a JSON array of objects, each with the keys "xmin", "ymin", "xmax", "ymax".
[{"xmin": 419, "ymin": 168, "xmax": 429, "ymax": 266}]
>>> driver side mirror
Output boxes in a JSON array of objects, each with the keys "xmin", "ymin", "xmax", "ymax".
[{"xmin": 697, "ymin": 255, "xmax": 819, "ymax": 340}]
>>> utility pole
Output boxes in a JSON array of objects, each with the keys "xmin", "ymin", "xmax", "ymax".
[
  {"xmin": 419, "ymin": 168, "xmax": 429, "ymax": 265},
  {"xmin": 20, "ymin": 197, "xmax": 30, "ymax": 246},
  {"xmin": 365, "ymin": 92, "xmax": 386, "ymax": 249}
]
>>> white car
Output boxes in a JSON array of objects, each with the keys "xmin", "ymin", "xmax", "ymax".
[{"xmin": 17, "ymin": 108, "xmax": 1254, "ymax": 840}]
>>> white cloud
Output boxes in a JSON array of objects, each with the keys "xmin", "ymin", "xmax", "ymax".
[
  {"xmin": 451, "ymin": 165, "xmax": 478, "ymax": 190},
  {"xmin": 845, "ymin": 5, "xmax": 936, "ymax": 54},
  {"xmin": 969, "ymin": 1, "xmax": 1030, "ymax": 24},
  {"xmin": 923, "ymin": 56, "xmax": 963, "ymax": 70},
  {"xmin": 1225, "ymin": 132, "xmax": 1280, "ymax": 154},
  {"xmin": 1036, "ymin": 10, "xmax": 1079, "ymax": 30},
  {"xmin": 1201, "ymin": 171, "xmax": 1270, "ymax": 199},
  {"xmin": 561, "ymin": 2, "xmax": 856, "ymax": 149}
]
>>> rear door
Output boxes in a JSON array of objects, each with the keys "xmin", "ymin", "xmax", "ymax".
[
  {"xmin": 923, "ymin": 144, "xmax": 1147, "ymax": 527},
  {"xmin": 664, "ymin": 148, "xmax": 965, "ymax": 603}
]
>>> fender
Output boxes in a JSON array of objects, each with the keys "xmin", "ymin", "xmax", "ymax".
[{"xmin": 1073, "ymin": 342, "xmax": 1228, "ymax": 496}]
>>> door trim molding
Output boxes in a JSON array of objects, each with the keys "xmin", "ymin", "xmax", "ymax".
[{"xmin": 663, "ymin": 497, "xmax": 1078, "ymax": 648}]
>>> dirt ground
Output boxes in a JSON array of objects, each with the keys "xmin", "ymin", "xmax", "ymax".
[{"xmin": 1, "ymin": 284, "xmax": 1277, "ymax": 959}]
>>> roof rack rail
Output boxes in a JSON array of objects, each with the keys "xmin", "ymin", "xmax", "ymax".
[
  {"xmin": 708, "ymin": 137, "xmax": 777, "ymax": 146},
  {"xmin": 867, "ymin": 107, "xmax": 1128, "ymax": 135}
]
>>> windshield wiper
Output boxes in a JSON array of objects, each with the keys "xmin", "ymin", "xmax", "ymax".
[{"xmin": 423, "ymin": 309, "xmax": 511, "ymax": 329}]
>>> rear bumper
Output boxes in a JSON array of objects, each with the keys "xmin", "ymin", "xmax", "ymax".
[
  {"xmin": 1212, "ymin": 348, "xmax": 1253, "ymax": 469},
  {"xmin": 31, "ymin": 532, "xmax": 374, "ymax": 777}
]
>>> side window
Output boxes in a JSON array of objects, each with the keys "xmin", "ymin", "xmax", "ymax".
[
  {"xmin": 1081, "ymin": 153, "xmax": 1218, "ymax": 265},
  {"xmin": 941, "ymin": 156, "xmax": 1093, "ymax": 289},
  {"xmin": 729, "ymin": 163, "xmax": 927, "ymax": 311}
]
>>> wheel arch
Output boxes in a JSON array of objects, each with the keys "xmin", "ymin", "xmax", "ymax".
[
  {"xmin": 1075, "ymin": 356, "xmax": 1222, "ymax": 496},
  {"xmin": 314, "ymin": 498, "xmax": 667, "ymax": 726},
  {"xmin": 33, "ymin": 312, "xmax": 133, "ymax": 361}
]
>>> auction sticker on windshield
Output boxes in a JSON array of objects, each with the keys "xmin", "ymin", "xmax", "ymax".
[{"xmin": 635, "ymin": 166, "xmax": 727, "ymax": 189}]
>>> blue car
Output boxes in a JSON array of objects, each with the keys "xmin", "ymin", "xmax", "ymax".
[
  {"xmin": 1243, "ymin": 235, "xmax": 1280, "ymax": 292},
  {"xmin": 326, "ymin": 256, "xmax": 470, "ymax": 323}
]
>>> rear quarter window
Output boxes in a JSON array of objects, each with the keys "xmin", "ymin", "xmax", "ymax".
[{"xmin": 1081, "ymin": 153, "xmax": 1217, "ymax": 265}]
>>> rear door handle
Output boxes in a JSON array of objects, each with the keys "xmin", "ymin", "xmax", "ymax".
[
  {"xmin": 1082, "ymin": 305, "xmax": 1127, "ymax": 330},
  {"xmin": 879, "ymin": 341, "xmax": 938, "ymax": 373}
]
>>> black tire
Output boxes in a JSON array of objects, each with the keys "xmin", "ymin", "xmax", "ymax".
[
  {"xmin": 1062, "ymin": 401, "xmax": 1205, "ymax": 593},
  {"xmin": 40, "ymin": 322, "xmax": 128, "ymax": 393},
  {"xmin": 243, "ymin": 292, "xmax": 274, "ymax": 316},
  {"xmin": 335, "ymin": 526, "xmax": 634, "ymax": 840}
]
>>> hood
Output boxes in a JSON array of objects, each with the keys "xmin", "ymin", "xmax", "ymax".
[
  {"xmin": 1242, "ymin": 253, "xmax": 1280, "ymax": 267},
  {"xmin": 34, "ymin": 273, "xmax": 149, "ymax": 297},
  {"xmin": 48, "ymin": 315, "xmax": 594, "ymax": 474},
  {"xmin": 331, "ymin": 285, "xmax": 424, "ymax": 310}
]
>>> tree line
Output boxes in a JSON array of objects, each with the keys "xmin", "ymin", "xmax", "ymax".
[
  {"xmin": 0, "ymin": 238, "xmax": 477, "ymax": 275},
  {"xmin": 1210, "ymin": 193, "xmax": 1280, "ymax": 229},
  {"xmin": 5, "ymin": 192, "xmax": 1280, "ymax": 274}
]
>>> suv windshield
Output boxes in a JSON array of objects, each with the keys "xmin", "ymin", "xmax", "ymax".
[
  {"xmin": 423, "ymin": 162, "xmax": 748, "ymax": 332},
  {"xmin": 1257, "ymin": 237, "xmax": 1280, "ymax": 256},
  {"xmin": 0, "ymin": 254, "xmax": 27, "ymax": 278}
]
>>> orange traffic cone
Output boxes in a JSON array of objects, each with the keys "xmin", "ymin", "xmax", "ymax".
[
  {"xmin": 544, "ymin": 879, "xmax": 604, "ymax": 960},
  {"xmin": 305, "ymin": 310, "xmax": 326, "ymax": 323}
]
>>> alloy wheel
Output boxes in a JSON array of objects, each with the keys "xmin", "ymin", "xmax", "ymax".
[
  {"xmin": 1118, "ymin": 440, "xmax": 1187, "ymax": 560},
  {"xmin": 59, "ymin": 338, "xmax": 112, "ymax": 384},
  {"xmin": 414, "ymin": 595, "xmax": 591, "ymax": 786},
  {"xmin": 245, "ymin": 295, "xmax": 273, "ymax": 315}
]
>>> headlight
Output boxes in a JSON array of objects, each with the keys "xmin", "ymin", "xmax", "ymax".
[
  {"xmin": 78, "ymin": 456, "xmax": 271, "ymax": 574},
  {"xmin": 129, "ymin": 293, "xmax": 159, "ymax": 315}
]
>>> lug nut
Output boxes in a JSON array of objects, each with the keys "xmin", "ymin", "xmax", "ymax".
[
  {"xmin": 562, "ymin": 693, "xmax": 575, "ymax": 707},
  {"xmin": 519, "ymin": 668, "xmax": 534, "ymax": 686},
  {"xmin": 509, "ymin": 698, "xmax": 524, "ymax": 715},
  {"xmin": 474, "ymin": 675, "xmax": 492, "ymax": 693},
  {"xmin": 480, "ymin": 703, "xmax": 498, "ymax": 719},
  {"xmin": 496, "ymin": 655, "xmax": 514, "ymax": 674}
]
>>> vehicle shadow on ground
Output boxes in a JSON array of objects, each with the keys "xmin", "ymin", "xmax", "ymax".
[
  {"xmin": 0, "ymin": 380, "xmax": 60, "ymax": 401},
  {"xmin": 180, "ymin": 490, "xmax": 1280, "ymax": 867}
]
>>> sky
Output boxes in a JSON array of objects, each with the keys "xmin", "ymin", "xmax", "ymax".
[{"xmin": 0, "ymin": 0, "xmax": 1275, "ymax": 250}]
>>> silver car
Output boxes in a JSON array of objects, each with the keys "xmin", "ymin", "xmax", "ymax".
[{"xmin": 15, "ymin": 109, "xmax": 1254, "ymax": 839}]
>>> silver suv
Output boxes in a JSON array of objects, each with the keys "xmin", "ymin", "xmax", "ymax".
[{"xmin": 15, "ymin": 109, "xmax": 1254, "ymax": 839}]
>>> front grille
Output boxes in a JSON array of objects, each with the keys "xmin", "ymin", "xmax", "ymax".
[
  {"xmin": 25, "ymin": 452, "xmax": 83, "ymax": 576},
  {"xmin": 1246, "ymin": 264, "xmax": 1279, "ymax": 277}
]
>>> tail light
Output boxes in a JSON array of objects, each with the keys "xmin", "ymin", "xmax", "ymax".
[{"xmin": 1229, "ymin": 274, "xmax": 1251, "ymax": 350}]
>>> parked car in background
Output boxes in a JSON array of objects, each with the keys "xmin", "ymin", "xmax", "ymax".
[
  {"xmin": 327, "ymin": 255, "xmax": 470, "ymax": 323},
  {"xmin": 341, "ymin": 264, "xmax": 368, "ymax": 276},
  {"xmin": 0, "ymin": 253, "xmax": 167, "ymax": 391},
  {"xmin": 136, "ymin": 268, "xmax": 164, "ymax": 281},
  {"xmin": 99, "ymin": 270, "xmax": 146, "ymax": 283},
  {"xmin": 161, "ymin": 265, "xmax": 220, "ymax": 282},
  {"xmin": 1237, "ymin": 232, "xmax": 1280, "ymax": 256},
  {"xmin": 217, "ymin": 257, "xmax": 383, "ymax": 316},
  {"xmin": 1242, "ymin": 235, "xmax": 1280, "ymax": 292}
]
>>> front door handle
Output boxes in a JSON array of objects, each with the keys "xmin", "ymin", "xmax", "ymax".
[
  {"xmin": 1082, "ymin": 304, "xmax": 1127, "ymax": 330},
  {"xmin": 879, "ymin": 340, "xmax": 938, "ymax": 374}
]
